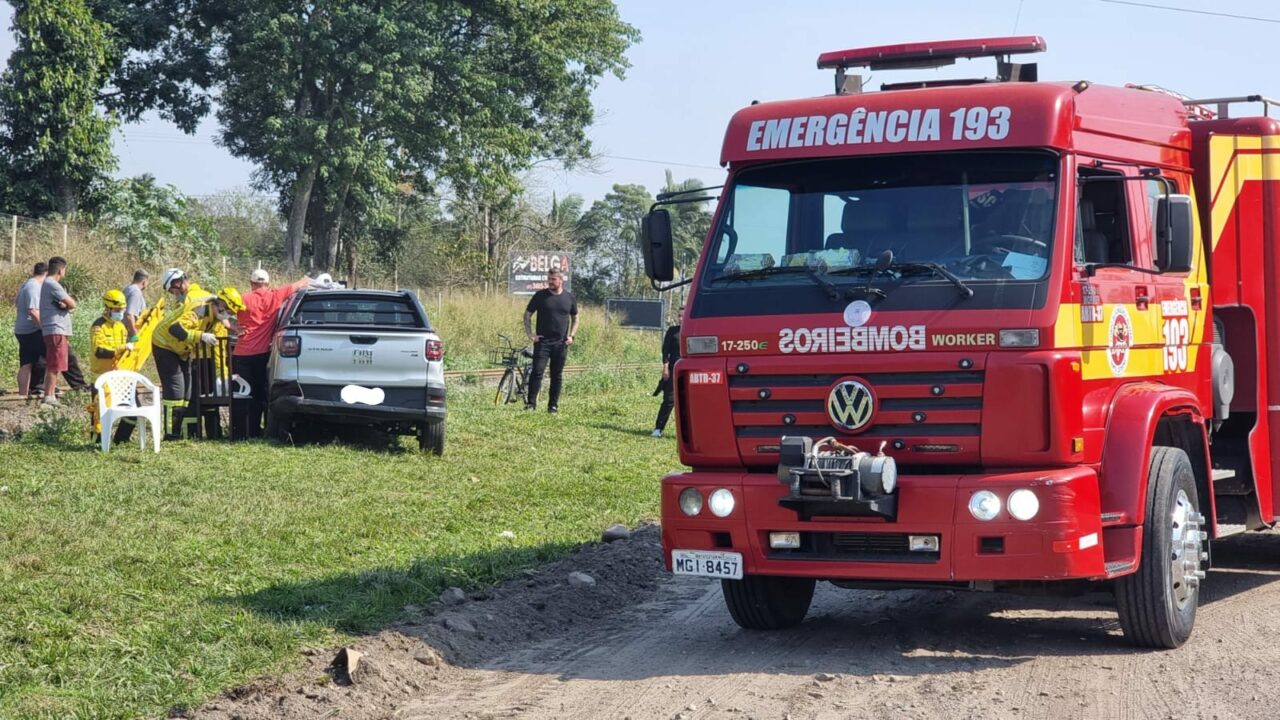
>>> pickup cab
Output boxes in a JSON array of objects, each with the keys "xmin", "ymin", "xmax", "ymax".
[{"xmin": 265, "ymin": 289, "xmax": 446, "ymax": 454}]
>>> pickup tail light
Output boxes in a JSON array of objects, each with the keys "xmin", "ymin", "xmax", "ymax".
[
  {"xmin": 278, "ymin": 335, "xmax": 301, "ymax": 358},
  {"xmin": 425, "ymin": 339, "xmax": 443, "ymax": 361}
]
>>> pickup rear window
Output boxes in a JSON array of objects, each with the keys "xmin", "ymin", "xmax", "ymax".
[{"xmin": 293, "ymin": 296, "xmax": 424, "ymax": 328}]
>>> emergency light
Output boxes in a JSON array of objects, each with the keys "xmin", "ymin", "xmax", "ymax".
[{"xmin": 818, "ymin": 36, "xmax": 1046, "ymax": 95}]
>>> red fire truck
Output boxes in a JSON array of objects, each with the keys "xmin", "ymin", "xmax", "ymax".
[{"xmin": 640, "ymin": 36, "xmax": 1280, "ymax": 648}]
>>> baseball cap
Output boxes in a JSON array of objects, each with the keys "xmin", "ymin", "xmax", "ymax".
[{"xmin": 250, "ymin": 268, "xmax": 270, "ymax": 283}]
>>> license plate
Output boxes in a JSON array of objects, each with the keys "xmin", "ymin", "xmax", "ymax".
[
  {"xmin": 352, "ymin": 348, "xmax": 374, "ymax": 365},
  {"xmin": 671, "ymin": 550, "xmax": 743, "ymax": 579}
]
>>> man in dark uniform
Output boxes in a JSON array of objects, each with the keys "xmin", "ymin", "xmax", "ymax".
[
  {"xmin": 652, "ymin": 315, "xmax": 681, "ymax": 437},
  {"xmin": 523, "ymin": 268, "xmax": 578, "ymax": 413}
]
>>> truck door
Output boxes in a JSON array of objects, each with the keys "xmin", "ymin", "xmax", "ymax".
[
  {"xmin": 1131, "ymin": 176, "xmax": 1203, "ymax": 390},
  {"xmin": 1075, "ymin": 165, "xmax": 1149, "ymax": 382}
]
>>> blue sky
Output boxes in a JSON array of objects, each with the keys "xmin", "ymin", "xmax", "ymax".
[{"xmin": 5, "ymin": 0, "xmax": 1279, "ymax": 204}]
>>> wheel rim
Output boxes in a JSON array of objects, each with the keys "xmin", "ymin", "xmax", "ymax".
[{"xmin": 1169, "ymin": 488, "xmax": 1204, "ymax": 609}]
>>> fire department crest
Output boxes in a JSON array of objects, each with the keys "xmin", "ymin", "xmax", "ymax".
[{"xmin": 1108, "ymin": 305, "xmax": 1132, "ymax": 375}]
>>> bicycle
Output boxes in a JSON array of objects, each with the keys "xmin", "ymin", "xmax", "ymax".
[{"xmin": 489, "ymin": 334, "xmax": 534, "ymax": 405}]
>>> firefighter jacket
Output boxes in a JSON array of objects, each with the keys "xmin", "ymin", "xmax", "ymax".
[
  {"xmin": 151, "ymin": 283, "xmax": 214, "ymax": 357},
  {"xmin": 89, "ymin": 316, "xmax": 128, "ymax": 375}
]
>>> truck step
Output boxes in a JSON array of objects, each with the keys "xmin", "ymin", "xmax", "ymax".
[
  {"xmin": 1212, "ymin": 468, "xmax": 1237, "ymax": 482},
  {"xmin": 1215, "ymin": 523, "xmax": 1248, "ymax": 538},
  {"xmin": 1105, "ymin": 560, "xmax": 1135, "ymax": 575}
]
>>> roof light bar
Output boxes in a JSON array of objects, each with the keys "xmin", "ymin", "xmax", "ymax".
[{"xmin": 817, "ymin": 35, "xmax": 1046, "ymax": 71}]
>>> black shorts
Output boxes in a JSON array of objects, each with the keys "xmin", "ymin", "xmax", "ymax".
[{"xmin": 15, "ymin": 330, "xmax": 44, "ymax": 366}]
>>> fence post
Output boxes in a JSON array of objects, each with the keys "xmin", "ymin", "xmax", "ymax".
[
  {"xmin": 222, "ymin": 256, "xmax": 227, "ymax": 277},
  {"xmin": 62, "ymin": 223, "xmax": 68, "ymax": 251},
  {"xmin": 8, "ymin": 215, "xmax": 14, "ymax": 264}
]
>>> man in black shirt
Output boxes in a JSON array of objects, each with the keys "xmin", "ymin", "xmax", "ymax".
[
  {"xmin": 523, "ymin": 268, "xmax": 578, "ymax": 412},
  {"xmin": 652, "ymin": 317, "xmax": 681, "ymax": 436}
]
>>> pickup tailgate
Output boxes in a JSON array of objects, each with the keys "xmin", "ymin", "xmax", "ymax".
[{"xmin": 296, "ymin": 329, "xmax": 429, "ymax": 390}]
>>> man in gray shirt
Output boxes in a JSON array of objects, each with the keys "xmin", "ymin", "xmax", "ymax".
[
  {"xmin": 123, "ymin": 268, "xmax": 148, "ymax": 341},
  {"xmin": 13, "ymin": 262, "xmax": 46, "ymax": 397},
  {"xmin": 38, "ymin": 256, "xmax": 77, "ymax": 405}
]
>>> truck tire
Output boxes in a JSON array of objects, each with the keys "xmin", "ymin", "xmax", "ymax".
[
  {"xmin": 1115, "ymin": 446, "xmax": 1205, "ymax": 648},
  {"xmin": 495, "ymin": 369, "xmax": 516, "ymax": 405},
  {"xmin": 418, "ymin": 420, "xmax": 445, "ymax": 456},
  {"xmin": 721, "ymin": 575, "xmax": 815, "ymax": 630}
]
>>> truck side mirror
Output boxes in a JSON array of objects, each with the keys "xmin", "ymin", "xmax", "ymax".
[
  {"xmin": 1156, "ymin": 194, "xmax": 1194, "ymax": 273},
  {"xmin": 641, "ymin": 209, "xmax": 675, "ymax": 282}
]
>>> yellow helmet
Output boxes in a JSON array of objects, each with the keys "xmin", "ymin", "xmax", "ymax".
[
  {"xmin": 217, "ymin": 286, "xmax": 246, "ymax": 314},
  {"xmin": 103, "ymin": 289, "xmax": 127, "ymax": 309}
]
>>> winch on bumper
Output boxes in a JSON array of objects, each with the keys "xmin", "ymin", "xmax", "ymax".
[
  {"xmin": 662, "ymin": 445, "xmax": 1108, "ymax": 584},
  {"xmin": 776, "ymin": 436, "xmax": 899, "ymax": 521}
]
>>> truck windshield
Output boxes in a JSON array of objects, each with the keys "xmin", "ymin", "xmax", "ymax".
[{"xmin": 698, "ymin": 151, "xmax": 1058, "ymax": 313}]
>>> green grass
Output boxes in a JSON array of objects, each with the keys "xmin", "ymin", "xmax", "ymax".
[{"xmin": 0, "ymin": 372, "xmax": 678, "ymax": 719}]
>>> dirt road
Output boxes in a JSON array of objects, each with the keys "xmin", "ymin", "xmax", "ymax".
[{"xmin": 198, "ymin": 527, "xmax": 1280, "ymax": 720}]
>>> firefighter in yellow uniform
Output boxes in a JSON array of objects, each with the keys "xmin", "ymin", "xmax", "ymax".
[
  {"xmin": 154, "ymin": 277, "xmax": 246, "ymax": 437},
  {"xmin": 151, "ymin": 268, "xmax": 215, "ymax": 435},
  {"xmin": 90, "ymin": 289, "xmax": 135, "ymax": 442}
]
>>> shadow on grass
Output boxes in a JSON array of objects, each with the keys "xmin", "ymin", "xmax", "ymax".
[
  {"xmin": 586, "ymin": 420, "xmax": 660, "ymax": 438},
  {"xmin": 217, "ymin": 541, "xmax": 579, "ymax": 634}
]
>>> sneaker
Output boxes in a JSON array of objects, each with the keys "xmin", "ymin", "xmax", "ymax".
[
  {"xmin": 523, "ymin": 404, "xmax": 536, "ymax": 411},
  {"xmin": 548, "ymin": 406, "xmax": 559, "ymax": 414},
  {"xmin": 651, "ymin": 429, "xmax": 663, "ymax": 437},
  {"xmin": 41, "ymin": 395, "xmax": 61, "ymax": 406}
]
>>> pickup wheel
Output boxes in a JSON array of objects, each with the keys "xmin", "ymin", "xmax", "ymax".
[
  {"xmin": 418, "ymin": 420, "xmax": 445, "ymax": 456},
  {"xmin": 1115, "ymin": 446, "xmax": 1204, "ymax": 648},
  {"xmin": 495, "ymin": 369, "xmax": 516, "ymax": 405},
  {"xmin": 265, "ymin": 410, "xmax": 289, "ymax": 443},
  {"xmin": 721, "ymin": 575, "xmax": 815, "ymax": 630}
]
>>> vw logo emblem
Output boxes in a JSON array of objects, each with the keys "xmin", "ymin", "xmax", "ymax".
[{"xmin": 828, "ymin": 379, "xmax": 876, "ymax": 433}]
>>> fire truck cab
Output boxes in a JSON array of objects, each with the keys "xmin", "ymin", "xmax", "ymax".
[{"xmin": 641, "ymin": 36, "xmax": 1280, "ymax": 648}]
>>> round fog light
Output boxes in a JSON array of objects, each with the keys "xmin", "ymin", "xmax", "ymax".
[
  {"xmin": 678, "ymin": 488, "xmax": 703, "ymax": 516},
  {"xmin": 1007, "ymin": 489, "xmax": 1040, "ymax": 521},
  {"xmin": 708, "ymin": 488, "xmax": 736, "ymax": 517},
  {"xmin": 968, "ymin": 490, "xmax": 1001, "ymax": 521}
]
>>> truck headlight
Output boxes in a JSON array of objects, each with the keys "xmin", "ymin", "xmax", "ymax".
[
  {"xmin": 679, "ymin": 488, "xmax": 703, "ymax": 516},
  {"xmin": 1007, "ymin": 489, "xmax": 1040, "ymax": 521},
  {"xmin": 709, "ymin": 488, "xmax": 736, "ymax": 517},
  {"xmin": 968, "ymin": 490, "xmax": 1001, "ymax": 521}
]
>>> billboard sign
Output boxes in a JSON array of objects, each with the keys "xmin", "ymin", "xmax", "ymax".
[
  {"xmin": 509, "ymin": 251, "xmax": 573, "ymax": 295},
  {"xmin": 606, "ymin": 298, "xmax": 666, "ymax": 330}
]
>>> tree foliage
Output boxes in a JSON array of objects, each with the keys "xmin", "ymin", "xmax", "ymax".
[
  {"xmin": 0, "ymin": 0, "xmax": 118, "ymax": 216},
  {"xmin": 97, "ymin": 175, "xmax": 222, "ymax": 274},
  {"xmin": 214, "ymin": 0, "xmax": 639, "ymax": 270}
]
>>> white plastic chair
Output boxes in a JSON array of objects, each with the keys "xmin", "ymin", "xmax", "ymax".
[{"xmin": 94, "ymin": 370, "xmax": 162, "ymax": 453}]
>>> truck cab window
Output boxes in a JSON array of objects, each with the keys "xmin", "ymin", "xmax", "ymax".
[{"xmin": 1076, "ymin": 168, "xmax": 1132, "ymax": 265}]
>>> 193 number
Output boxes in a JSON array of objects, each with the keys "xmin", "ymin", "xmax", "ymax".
[
  {"xmin": 949, "ymin": 106, "xmax": 1011, "ymax": 141},
  {"xmin": 1162, "ymin": 317, "xmax": 1189, "ymax": 372}
]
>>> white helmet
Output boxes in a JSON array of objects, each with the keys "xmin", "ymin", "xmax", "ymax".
[{"xmin": 161, "ymin": 267, "xmax": 186, "ymax": 290}]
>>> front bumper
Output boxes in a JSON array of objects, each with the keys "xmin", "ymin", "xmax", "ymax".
[{"xmin": 662, "ymin": 466, "xmax": 1107, "ymax": 583}]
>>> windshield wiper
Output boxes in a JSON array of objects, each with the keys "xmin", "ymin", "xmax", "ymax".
[
  {"xmin": 712, "ymin": 264, "xmax": 847, "ymax": 301},
  {"xmin": 888, "ymin": 261, "xmax": 974, "ymax": 297},
  {"xmin": 712, "ymin": 265, "xmax": 811, "ymax": 283}
]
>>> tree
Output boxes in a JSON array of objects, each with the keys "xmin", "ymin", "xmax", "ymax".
[
  {"xmin": 214, "ymin": 0, "xmax": 639, "ymax": 269},
  {"xmin": 89, "ymin": 0, "xmax": 225, "ymax": 133},
  {"xmin": 0, "ymin": 0, "xmax": 118, "ymax": 216},
  {"xmin": 660, "ymin": 171, "xmax": 714, "ymax": 280},
  {"xmin": 97, "ymin": 175, "xmax": 222, "ymax": 274},
  {"xmin": 579, "ymin": 183, "xmax": 653, "ymax": 298}
]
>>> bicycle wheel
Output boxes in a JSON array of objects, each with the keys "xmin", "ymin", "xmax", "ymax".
[{"xmin": 495, "ymin": 369, "xmax": 516, "ymax": 405}]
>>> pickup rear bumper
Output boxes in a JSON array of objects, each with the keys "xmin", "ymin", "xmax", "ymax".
[
  {"xmin": 269, "ymin": 381, "xmax": 445, "ymax": 425},
  {"xmin": 662, "ymin": 465, "xmax": 1109, "ymax": 584}
]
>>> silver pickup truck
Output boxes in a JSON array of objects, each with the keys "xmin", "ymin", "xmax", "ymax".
[{"xmin": 265, "ymin": 288, "xmax": 446, "ymax": 454}]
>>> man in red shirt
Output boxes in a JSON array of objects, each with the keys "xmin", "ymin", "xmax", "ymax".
[{"xmin": 232, "ymin": 269, "xmax": 308, "ymax": 438}]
